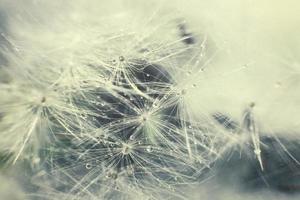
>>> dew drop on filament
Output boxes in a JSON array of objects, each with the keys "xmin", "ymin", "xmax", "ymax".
[
  {"xmin": 146, "ymin": 146, "xmax": 153, "ymax": 152},
  {"xmin": 85, "ymin": 163, "xmax": 92, "ymax": 169}
]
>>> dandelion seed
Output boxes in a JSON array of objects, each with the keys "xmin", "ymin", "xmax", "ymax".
[{"xmin": 242, "ymin": 103, "xmax": 264, "ymax": 170}]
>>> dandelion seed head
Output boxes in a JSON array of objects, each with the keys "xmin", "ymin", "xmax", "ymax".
[{"xmin": 0, "ymin": 0, "xmax": 253, "ymax": 199}]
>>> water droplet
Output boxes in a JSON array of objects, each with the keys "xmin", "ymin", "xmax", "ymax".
[
  {"xmin": 106, "ymin": 171, "xmax": 118, "ymax": 179},
  {"xmin": 41, "ymin": 96, "xmax": 46, "ymax": 103},
  {"xmin": 119, "ymin": 56, "xmax": 125, "ymax": 62},
  {"xmin": 274, "ymin": 81, "xmax": 282, "ymax": 88},
  {"xmin": 127, "ymin": 168, "xmax": 134, "ymax": 175},
  {"xmin": 188, "ymin": 125, "xmax": 192, "ymax": 129},
  {"xmin": 192, "ymin": 84, "xmax": 197, "ymax": 88},
  {"xmin": 33, "ymin": 157, "xmax": 40, "ymax": 164},
  {"xmin": 146, "ymin": 74, "xmax": 150, "ymax": 77},
  {"xmin": 249, "ymin": 125, "xmax": 254, "ymax": 131},
  {"xmin": 146, "ymin": 146, "xmax": 153, "ymax": 152},
  {"xmin": 243, "ymin": 64, "xmax": 249, "ymax": 68},
  {"xmin": 254, "ymin": 149, "xmax": 261, "ymax": 155},
  {"xmin": 85, "ymin": 163, "xmax": 92, "ymax": 169},
  {"xmin": 129, "ymin": 135, "xmax": 135, "ymax": 140},
  {"xmin": 142, "ymin": 115, "xmax": 148, "ymax": 122},
  {"xmin": 112, "ymin": 59, "xmax": 117, "ymax": 65},
  {"xmin": 249, "ymin": 102, "xmax": 255, "ymax": 108}
]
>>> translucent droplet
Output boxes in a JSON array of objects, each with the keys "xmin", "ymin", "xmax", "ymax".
[
  {"xmin": 274, "ymin": 81, "xmax": 282, "ymax": 88},
  {"xmin": 41, "ymin": 96, "xmax": 46, "ymax": 103},
  {"xmin": 85, "ymin": 163, "xmax": 92, "ymax": 169},
  {"xmin": 33, "ymin": 157, "xmax": 40, "ymax": 164},
  {"xmin": 129, "ymin": 135, "xmax": 135, "ymax": 140},
  {"xmin": 181, "ymin": 89, "xmax": 187, "ymax": 95},
  {"xmin": 106, "ymin": 171, "xmax": 118, "ymax": 179},
  {"xmin": 119, "ymin": 56, "xmax": 125, "ymax": 62},
  {"xmin": 249, "ymin": 125, "xmax": 254, "ymax": 131},
  {"xmin": 146, "ymin": 146, "xmax": 153, "ymax": 152},
  {"xmin": 254, "ymin": 149, "xmax": 261, "ymax": 155},
  {"xmin": 127, "ymin": 168, "xmax": 134, "ymax": 175},
  {"xmin": 188, "ymin": 125, "xmax": 192, "ymax": 129},
  {"xmin": 104, "ymin": 77, "xmax": 110, "ymax": 82},
  {"xmin": 142, "ymin": 115, "xmax": 148, "ymax": 122}
]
